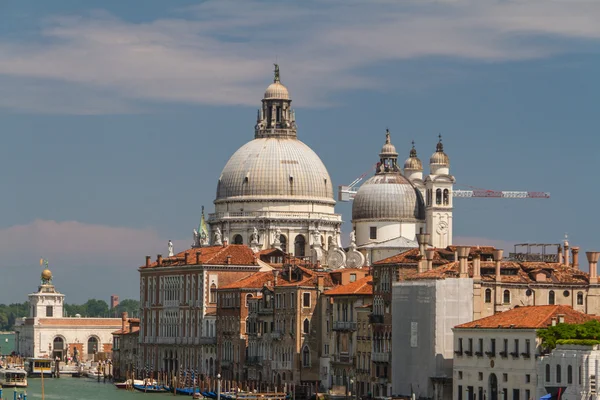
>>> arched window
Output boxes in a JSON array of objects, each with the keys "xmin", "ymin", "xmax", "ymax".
[
  {"xmin": 233, "ymin": 234, "xmax": 243, "ymax": 245},
  {"xmin": 556, "ymin": 365, "xmax": 562, "ymax": 383},
  {"xmin": 436, "ymin": 189, "xmax": 442, "ymax": 205},
  {"xmin": 485, "ymin": 289, "xmax": 492, "ymax": 303},
  {"xmin": 246, "ymin": 293, "xmax": 252, "ymax": 307},
  {"xmin": 294, "ymin": 235, "xmax": 306, "ymax": 257},
  {"xmin": 53, "ymin": 336, "xmax": 64, "ymax": 351},
  {"xmin": 549, "ymin": 290, "xmax": 556, "ymax": 305},
  {"xmin": 568, "ymin": 365, "xmax": 573, "ymax": 384},
  {"xmin": 302, "ymin": 346, "xmax": 310, "ymax": 367},
  {"xmin": 443, "ymin": 189, "xmax": 449, "ymax": 205},
  {"xmin": 503, "ymin": 290, "xmax": 511, "ymax": 304},
  {"xmin": 210, "ymin": 283, "xmax": 217, "ymax": 303},
  {"xmin": 280, "ymin": 235, "xmax": 287, "ymax": 253},
  {"xmin": 577, "ymin": 292, "xmax": 584, "ymax": 305},
  {"xmin": 303, "ymin": 318, "xmax": 310, "ymax": 334},
  {"xmin": 87, "ymin": 336, "xmax": 98, "ymax": 354},
  {"xmin": 545, "ymin": 364, "xmax": 550, "ymax": 382}
]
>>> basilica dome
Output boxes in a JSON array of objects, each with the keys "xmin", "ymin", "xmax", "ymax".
[
  {"xmin": 215, "ymin": 65, "xmax": 334, "ymax": 205},
  {"xmin": 352, "ymin": 130, "xmax": 425, "ymax": 221},
  {"xmin": 216, "ymin": 138, "xmax": 334, "ymax": 204}
]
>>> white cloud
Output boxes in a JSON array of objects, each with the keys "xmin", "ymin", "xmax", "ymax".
[{"xmin": 0, "ymin": 0, "xmax": 599, "ymax": 113}]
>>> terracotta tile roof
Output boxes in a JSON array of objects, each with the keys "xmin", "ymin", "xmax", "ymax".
[
  {"xmin": 323, "ymin": 276, "xmax": 373, "ymax": 296},
  {"xmin": 406, "ymin": 260, "xmax": 590, "ymax": 285},
  {"xmin": 219, "ymin": 271, "xmax": 275, "ymax": 290},
  {"xmin": 38, "ymin": 318, "xmax": 122, "ymax": 327},
  {"xmin": 274, "ymin": 266, "xmax": 335, "ymax": 288},
  {"xmin": 112, "ymin": 326, "xmax": 140, "ymax": 335},
  {"xmin": 374, "ymin": 248, "xmax": 449, "ymax": 266},
  {"xmin": 455, "ymin": 305, "xmax": 597, "ymax": 329},
  {"xmin": 142, "ymin": 244, "xmax": 257, "ymax": 268}
]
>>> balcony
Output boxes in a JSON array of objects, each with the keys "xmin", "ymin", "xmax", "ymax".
[
  {"xmin": 499, "ymin": 351, "xmax": 508, "ymax": 358},
  {"xmin": 485, "ymin": 351, "xmax": 496, "ymax": 358},
  {"xmin": 332, "ymin": 354, "xmax": 354, "ymax": 365},
  {"xmin": 247, "ymin": 356, "xmax": 263, "ymax": 365},
  {"xmin": 521, "ymin": 352, "xmax": 531, "ymax": 358},
  {"xmin": 372, "ymin": 352, "xmax": 389, "ymax": 363},
  {"xmin": 199, "ymin": 337, "xmax": 217, "ymax": 345},
  {"xmin": 333, "ymin": 321, "xmax": 357, "ymax": 331},
  {"xmin": 258, "ymin": 307, "xmax": 274, "ymax": 315},
  {"xmin": 369, "ymin": 314, "xmax": 384, "ymax": 324},
  {"xmin": 272, "ymin": 361, "xmax": 292, "ymax": 370},
  {"xmin": 271, "ymin": 331, "xmax": 283, "ymax": 340}
]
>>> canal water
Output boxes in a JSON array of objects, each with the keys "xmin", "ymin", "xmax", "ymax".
[{"xmin": 12, "ymin": 377, "xmax": 174, "ymax": 400}]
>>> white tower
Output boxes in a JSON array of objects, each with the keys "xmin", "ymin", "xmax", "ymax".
[
  {"xmin": 28, "ymin": 266, "xmax": 65, "ymax": 319},
  {"xmin": 424, "ymin": 135, "xmax": 455, "ymax": 248}
]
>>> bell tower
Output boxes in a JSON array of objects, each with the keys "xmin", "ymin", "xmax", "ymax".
[
  {"xmin": 254, "ymin": 63, "xmax": 297, "ymax": 139},
  {"xmin": 424, "ymin": 136, "xmax": 455, "ymax": 248}
]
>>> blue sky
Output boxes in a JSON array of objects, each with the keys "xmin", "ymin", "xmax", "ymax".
[{"xmin": 1, "ymin": 0, "xmax": 599, "ymax": 303}]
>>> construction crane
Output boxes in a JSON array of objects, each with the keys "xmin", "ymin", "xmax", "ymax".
[{"xmin": 337, "ymin": 169, "xmax": 550, "ymax": 202}]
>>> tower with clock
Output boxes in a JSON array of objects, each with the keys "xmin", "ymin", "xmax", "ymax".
[{"xmin": 424, "ymin": 136, "xmax": 455, "ymax": 248}]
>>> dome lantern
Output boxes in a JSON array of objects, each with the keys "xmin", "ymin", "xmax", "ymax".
[
  {"xmin": 255, "ymin": 64, "xmax": 296, "ymax": 139},
  {"xmin": 377, "ymin": 129, "xmax": 400, "ymax": 174}
]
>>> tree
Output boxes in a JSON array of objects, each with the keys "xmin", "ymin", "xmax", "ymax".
[
  {"xmin": 538, "ymin": 320, "xmax": 600, "ymax": 350},
  {"xmin": 112, "ymin": 299, "xmax": 140, "ymax": 317},
  {"xmin": 84, "ymin": 299, "xmax": 109, "ymax": 317}
]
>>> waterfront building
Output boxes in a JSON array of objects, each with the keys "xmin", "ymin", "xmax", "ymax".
[
  {"xmin": 111, "ymin": 312, "xmax": 140, "ymax": 380},
  {"xmin": 387, "ymin": 246, "xmax": 600, "ymax": 399},
  {"xmin": 536, "ymin": 341, "xmax": 600, "ymax": 400},
  {"xmin": 138, "ymin": 244, "xmax": 272, "ymax": 378},
  {"xmin": 355, "ymin": 303, "xmax": 373, "ymax": 398},
  {"xmin": 14, "ymin": 267, "xmax": 121, "ymax": 361},
  {"xmin": 321, "ymin": 275, "xmax": 373, "ymax": 395},
  {"xmin": 453, "ymin": 305, "xmax": 596, "ymax": 400}
]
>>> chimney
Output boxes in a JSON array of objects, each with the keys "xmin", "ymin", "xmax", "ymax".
[
  {"xmin": 454, "ymin": 250, "xmax": 458, "ymax": 262},
  {"xmin": 317, "ymin": 275, "xmax": 325, "ymax": 291},
  {"xmin": 424, "ymin": 233, "xmax": 431, "ymax": 248},
  {"xmin": 196, "ymin": 251, "xmax": 201, "ymax": 264},
  {"xmin": 557, "ymin": 245, "xmax": 563, "ymax": 264},
  {"xmin": 425, "ymin": 249, "xmax": 435, "ymax": 271},
  {"xmin": 184, "ymin": 252, "xmax": 189, "ymax": 265},
  {"xmin": 551, "ymin": 317, "xmax": 557, "ymax": 326},
  {"xmin": 457, "ymin": 246, "xmax": 470, "ymax": 278},
  {"xmin": 571, "ymin": 247, "xmax": 580, "ymax": 270},
  {"xmin": 564, "ymin": 241, "xmax": 570, "ymax": 267},
  {"xmin": 587, "ymin": 251, "xmax": 600, "ymax": 284},
  {"xmin": 416, "ymin": 233, "xmax": 426, "ymax": 257},
  {"xmin": 416, "ymin": 254, "xmax": 425, "ymax": 274},
  {"xmin": 273, "ymin": 270, "xmax": 279, "ymax": 286},
  {"xmin": 557, "ymin": 314, "xmax": 565, "ymax": 324},
  {"xmin": 473, "ymin": 252, "xmax": 481, "ymax": 280},
  {"xmin": 157, "ymin": 254, "xmax": 163, "ymax": 267},
  {"xmin": 226, "ymin": 255, "xmax": 232, "ymax": 265},
  {"xmin": 223, "ymin": 236, "xmax": 229, "ymax": 246},
  {"xmin": 145, "ymin": 256, "xmax": 151, "ymax": 268},
  {"xmin": 493, "ymin": 249, "xmax": 504, "ymax": 282},
  {"xmin": 121, "ymin": 312, "xmax": 128, "ymax": 332}
]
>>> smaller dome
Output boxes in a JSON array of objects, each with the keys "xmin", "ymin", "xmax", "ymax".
[
  {"xmin": 264, "ymin": 82, "xmax": 290, "ymax": 100},
  {"xmin": 404, "ymin": 142, "xmax": 422, "ymax": 170},
  {"xmin": 430, "ymin": 136, "xmax": 449, "ymax": 165},
  {"xmin": 41, "ymin": 269, "xmax": 52, "ymax": 281}
]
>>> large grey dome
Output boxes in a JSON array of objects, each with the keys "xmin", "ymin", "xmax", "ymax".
[
  {"xmin": 216, "ymin": 138, "xmax": 335, "ymax": 204},
  {"xmin": 352, "ymin": 174, "xmax": 425, "ymax": 221}
]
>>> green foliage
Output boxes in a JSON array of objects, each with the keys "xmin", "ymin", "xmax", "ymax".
[
  {"xmin": 538, "ymin": 320, "xmax": 600, "ymax": 350},
  {"xmin": 0, "ymin": 302, "xmax": 29, "ymax": 331},
  {"xmin": 556, "ymin": 339, "xmax": 600, "ymax": 346},
  {"xmin": 112, "ymin": 299, "xmax": 140, "ymax": 317}
]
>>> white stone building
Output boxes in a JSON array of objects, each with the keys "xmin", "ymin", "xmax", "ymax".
[
  {"xmin": 14, "ymin": 267, "xmax": 121, "ymax": 361},
  {"xmin": 352, "ymin": 131, "xmax": 455, "ymax": 264},
  {"xmin": 453, "ymin": 305, "xmax": 597, "ymax": 400},
  {"xmin": 537, "ymin": 343, "xmax": 600, "ymax": 400},
  {"xmin": 207, "ymin": 65, "xmax": 342, "ymax": 262}
]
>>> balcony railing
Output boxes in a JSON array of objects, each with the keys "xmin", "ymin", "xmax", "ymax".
[
  {"xmin": 272, "ymin": 361, "xmax": 292, "ymax": 370},
  {"xmin": 199, "ymin": 337, "xmax": 217, "ymax": 345},
  {"xmin": 333, "ymin": 321, "xmax": 357, "ymax": 331},
  {"xmin": 271, "ymin": 331, "xmax": 282, "ymax": 340},
  {"xmin": 332, "ymin": 354, "xmax": 354, "ymax": 364},
  {"xmin": 372, "ymin": 352, "xmax": 390, "ymax": 363},
  {"xmin": 247, "ymin": 356, "xmax": 263, "ymax": 365},
  {"xmin": 258, "ymin": 307, "xmax": 273, "ymax": 315},
  {"xmin": 209, "ymin": 211, "xmax": 340, "ymax": 222}
]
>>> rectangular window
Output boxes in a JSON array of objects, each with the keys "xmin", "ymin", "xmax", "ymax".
[
  {"xmin": 503, "ymin": 339, "xmax": 508, "ymax": 353},
  {"xmin": 458, "ymin": 338, "xmax": 463, "ymax": 352},
  {"xmin": 370, "ymin": 227, "xmax": 377, "ymax": 240},
  {"xmin": 503, "ymin": 373, "xmax": 508, "ymax": 382},
  {"xmin": 526, "ymin": 390, "xmax": 530, "ymax": 400},
  {"xmin": 458, "ymin": 371, "xmax": 463, "ymax": 379},
  {"xmin": 350, "ymin": 273, "xmax": 357, "ymax": 282},
  {"xmin": 458, "ymin": 386, "xmax": 463, "ymax": 400},
  {"xmin": 303, "ymin": 292, "xmax": 311, "ymax": 307},
  {"xmin": 46, "ymin": 306, "xmax": 53, "ymax": 317},
  {"xmin": 514, "ymin": 339, "xmax": 520, "ymax": 355},
  {"xmin": 478, "ymin": 387, "xmax": 484, "ymax": 400},
  {"xmin": 468, "ymin": 338, "xmax": 473, "ymax": 352},
  {"xmin": 512, "ymin": 389, "xmax": 520, "ymax": 400},
  {"xmin": 525, "ymin": 339, "xmax": 531, "ymax": 355},
  {"xmin": 478, "ymin": 372, "xmax": 483, "ymax": 381},
  {"xmin": 490, "ymin": 338, "xmax": 496, "ymax": 354},
  {"xmin": 526, "ymin": 374, "xmax": 531, "ymax": 383},
  {"xmin": 478, "ymin": 338, "xmax": 483, "ymax": 354}
]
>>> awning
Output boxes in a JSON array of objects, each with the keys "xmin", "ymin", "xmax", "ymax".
[{"xmin": 540, "ymin": 394, "xmax": 552, "ymax": 400}]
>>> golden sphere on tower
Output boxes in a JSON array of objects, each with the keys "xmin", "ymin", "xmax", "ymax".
[{"xmin": 41, "ymin": 269, "xmax": 52, "ymax": 281}]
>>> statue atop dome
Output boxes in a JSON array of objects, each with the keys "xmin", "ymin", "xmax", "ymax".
[{"xmin": 274, "ymin": 63, "xmax": 280, "ymax": 83}]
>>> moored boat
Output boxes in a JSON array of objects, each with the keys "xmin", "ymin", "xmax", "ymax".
[
  {"xmin": 0, "ymin": 368, "xmax": 28, "ymax": 388},
  {"xmin": 133, "ymin": 384, "xmax": 168, "ymax": 393},
  {"xmin": 114, "ymin": 379, "xmax": 144, "ymax": 389}
]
